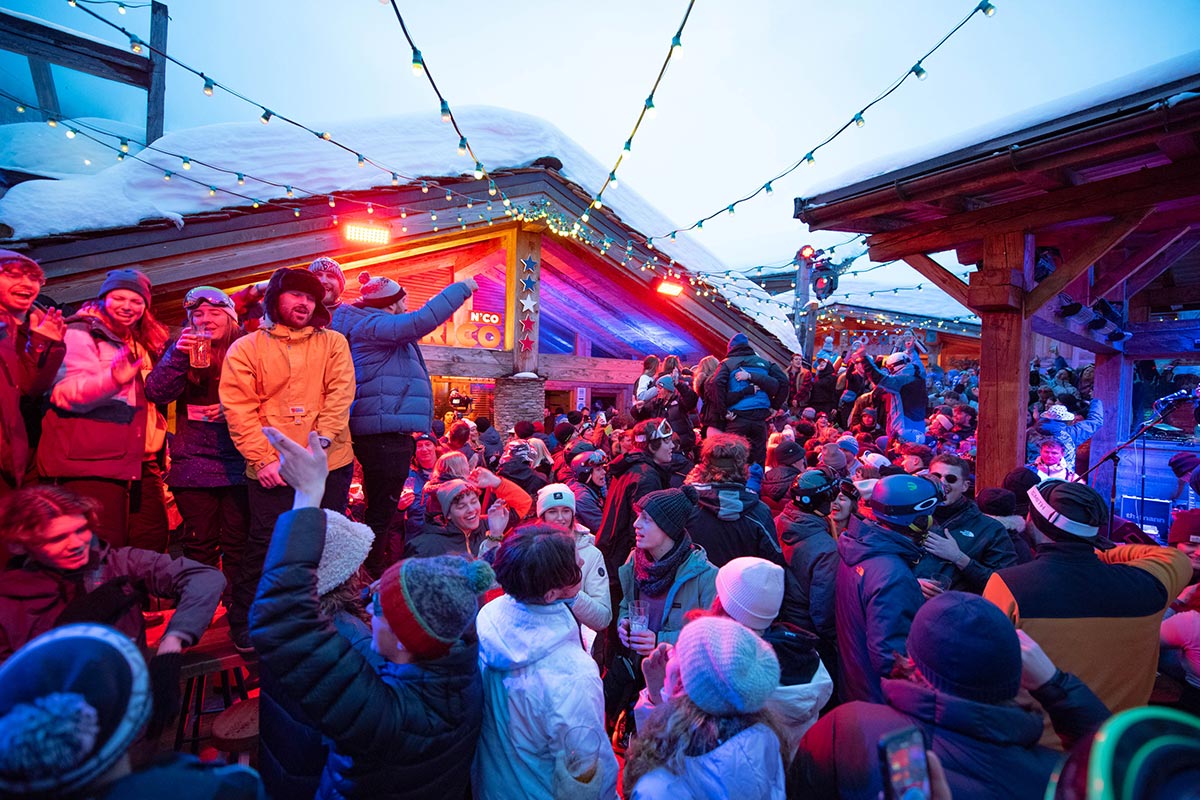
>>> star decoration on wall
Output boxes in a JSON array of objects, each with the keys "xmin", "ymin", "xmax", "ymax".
[
  {"xmin": 520, "ymin": 295, "xmax": 537, "ymax": 315},
  {"xmin": 519, "ymin": 317, "xmax": 535, "ymax": 333},
  {"xmin": 521, "ymin": 257, "xmax": 538, "ymax": 274},
  {"xmin": 519, "ymin": 335, "xmax": 534, "ymax": 352},
  {"xmin": 521, "ymin": 276, "xmax": 537, "ymax": 294}
]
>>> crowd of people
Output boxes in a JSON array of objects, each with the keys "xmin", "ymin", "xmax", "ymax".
[{"xmin": 0, "ymin": 248, "xmax": 1198, "ymax": 799}]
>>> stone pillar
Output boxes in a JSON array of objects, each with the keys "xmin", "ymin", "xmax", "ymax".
[{"xmin": 494, "ymin": 375, "xmax": 547, "ymax": 436}]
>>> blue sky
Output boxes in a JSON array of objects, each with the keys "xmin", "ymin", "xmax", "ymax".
[{"xmin": 3, "ymin": 0, "xmax": 1199, "ymax": 280}]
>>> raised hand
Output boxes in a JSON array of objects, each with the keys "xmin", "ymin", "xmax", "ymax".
[{"xmin": 31, "ymin": 306, "xmax": 66, "ymax": 341}]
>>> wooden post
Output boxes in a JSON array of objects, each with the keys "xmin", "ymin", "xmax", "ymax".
[
  {"xmin": 1088, "ymin": 352, "xmax": 1133, "ymax": 508},
  {"xmin": 27, "ymin": 57, "xmax": 59, "ymax": 120},
  {"xmin": 509, "ymin": 227, "xmax": 542, "ymax": 375},
  {"xmin": 146, "ymin": 1, "xmax": 168, "ymax": 143},
  {"xmin": 972, "ymin": 232, "xmax": 1035, "ymax": 492}
]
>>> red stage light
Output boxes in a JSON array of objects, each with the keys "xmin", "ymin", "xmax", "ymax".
[{"xmin": 656, "ymin": 280, "xmax": 683, "ymax": 296}]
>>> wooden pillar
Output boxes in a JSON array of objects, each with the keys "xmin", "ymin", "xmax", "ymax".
[
  {"xmin": 146, "ymin": 1, "xmax": 168, "ymax": 142},
  {"xmin": 508, "ymin": 227, "xmax": 542, "ymax": 375},
  {"xmin": 970, "ymin": 232, "xmax": 1035, "ymax": 492},
  {"xmin": 1088, "ymin": 352, "xmax": 1133, "ymax": 507}
]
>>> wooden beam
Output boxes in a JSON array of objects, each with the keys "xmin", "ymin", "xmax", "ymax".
[
  {"xmin": 1088, "ymin": 352, "xmax": 1133, "ymax": 504},
  {"xmin": 511, "ymin": 228, "xmax": 541, "ymax": 374},
  {"xmin": 541, "ymin": 354, "xmax": 644, "ymax": 385},
  {"xmin": 1125, "ymin": 318, "xmax": 1200, "ymax": 358},
  {"xmin": 1030, "ymin": 305, "xmax": 1121, "ymax": 355},
  {"xmin": 975, "ymin": 232, "xmax": 1034, "ymax": 493},
  {"xmin": 1024, "ymin": 208, "xmax": 1153, "ymax": 316},
  {"xmin": 866, "ymin": 158, "xmax": 1200, "ymax": 261},
  {"xmin": 1124, "ymin": 235, "xmax": 1200, "ymax": 300},
  {"xmin": 27, "ymin": 57, "xmax": 59, "ymax": 120},
  {"xmin": 146, "ymin": 1, "xmax": 168, "ymax": 143},
  {"xmin": 0, "ymin": 10, "xmax": 152, "ymax": 88},
  {"xmin": 901, "ymin": 254, "xmax": 969, "ymax": 308},
  {"xmin": 422, "ymin": 345, "xmax": 511, "ymax": 379},
  {"xmin": 1089, "ymin": 225, "xmax": 1195, "ymax": 302}
]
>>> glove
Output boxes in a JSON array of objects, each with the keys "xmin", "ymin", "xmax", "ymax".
[
  {"xmin": 146, "ymin": 651, "xmax": 183, "ymax": 738},
  {"xmin": 56, "ymin": 576, "xmax": 148, "ymax": 627}
]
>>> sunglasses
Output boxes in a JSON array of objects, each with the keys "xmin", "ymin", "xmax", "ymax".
[
  {"xmin": 929, "ymin": 471, "xmax": 961, "ymax": 484},
  {"xmin": 183, "ymin": 287, "xmax": 235, "ymax": 311}
]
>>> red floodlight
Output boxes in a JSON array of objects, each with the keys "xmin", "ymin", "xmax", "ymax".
[{"xmin": 797, "ymin": 244, "xmax": 816, "ymax": 262}]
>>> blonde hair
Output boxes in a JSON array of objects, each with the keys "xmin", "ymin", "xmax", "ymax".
[
  {"xmin": 431, "ymin": 451, "xmax": 470, "ymax": 483},
  {"xmin": 692, "ymin": 355, "xmax": 720, "ymax": 396},
  {"xmin": 686, "ymin": 432, "xmax": 750, "ymax": 485},
  {"xmin": 622, "ymin": 694, "xmax": 787, "ymax": 794}
]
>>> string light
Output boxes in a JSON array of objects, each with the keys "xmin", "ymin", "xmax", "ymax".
[
  {"xmin": 411, "ymin": 48, "xmax": 424, "ymax": 76},
  {"xmin": 357, "ymin": 154, "xmax": 366, "ymax": 168},
  {"xmin": 181, "ymin": 156, "xmax": 191, "ymax": 170},
  {"xmin": 457, "ymin": 137, "xmax": 468, "ymax": 156},
  {"xmin": 911, "ymin": 62, "xmax": 928, "ymax": 80},
  {"xmin": 202, "ymin": 75, "xmax": 214, "ymax": 96},
  {"xmin": 259, "ymin": 109, "xmax": 273, "ymax": 124},
  {"xmin": 440, "ymin": 100, "xmax": 451, "ymax": 123},
  {"xmin": 853, "ymin": 113, "xmax": 865, "ymax": 127},
  {"xmin": 65, "ymin": 128, "xmax": 77, "ymax": 139}
]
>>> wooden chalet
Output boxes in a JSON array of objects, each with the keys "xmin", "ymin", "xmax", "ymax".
[
  {"xmin": 8, "ymin": 165, "xmax": 791, "ymax": 431},
  {"xmin": 796, "ymin": 66, "xmax": 1200, "ymax": 505}
]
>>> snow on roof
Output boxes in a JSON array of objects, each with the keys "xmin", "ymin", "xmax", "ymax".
[
  {"xmin": 800, "ymin": 49, "xmax": 1200, "ymax": 201},
  {"xmin": 0, "ymin": 105, "xmax": 804, "ymax": 349}
]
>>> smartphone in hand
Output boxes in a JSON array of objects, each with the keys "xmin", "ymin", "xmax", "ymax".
[{"xmin": 878, "ymin": 726, "xmax": 931, "ymax": 800}]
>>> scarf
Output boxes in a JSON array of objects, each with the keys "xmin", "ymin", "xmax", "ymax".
[{"xmin": 634, "ymin": 532, "xmax": 695, "ymax": 597}]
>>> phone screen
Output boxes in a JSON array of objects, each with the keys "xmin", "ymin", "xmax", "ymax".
[{"xmin": 879, "ymin": 726, "xmax": 931, "ymax": 800}]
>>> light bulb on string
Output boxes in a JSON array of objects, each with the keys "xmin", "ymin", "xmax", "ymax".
[
  {"xmin": 357, "ymin": 154, "xmax": 365, "ymax": 168},
  {"xmin": 162, "ymin": 171, "xmax": 171, "ymax": 181},
  {"xmin": 15, "ymin": 104, "xmax": 24, "ymax": 113},
  {"xmin": 421, "ymin": 181, "xmax": 429, "ymax": 193},
  {"xmin": 367, "ymin": 203, "xmax": 374, "ymax": 214},
  {"xmin": 473, "ymin": 162, "xmax": 484, "ymax": 180},
  {"xmin": 328, "ymin": 196, "xmax": 336, "ymax": 208},
  {"xmin": 411, "ymin": 49, "xmax": 424, "ymax": 76},
  {"xmin": 400, "ymin": 208, "xmax": 407, "ymax": 218},
  {"xmin": 293, "ymin": 208, "xmax": 301, "ymax": 217},
  {"xmin": 208, "ymin": 186, "xmax": 216, "ymax": 196},
  {"xmin": 911, "ymin": 63, "xmax": 928, "ymax": 80},
  {"xmin": 117, "ymin": 3, "xmax": 126, "ymax": 13},
  {"xmin": 623, "ymin": 139, "xmax": 632, "ymax": 159},
  {"xmin": 260, "ymin": 109, "xmax": 273, "ymax": 124},
  {"xmin": 320, "ymin": 131, "xmax": 331, "ymax": 140},
  {"xmin": 488, "ymin": 180, "xmax": 497, "ymax": 197},
  {"xmin": 644, "ymin": 96, "xmax": 656, "ymax": 118},
  {"xmin": 46, "ymin": 118, "xmax": 57, "ymax": 128},
  {"xmin": 670, "ymin": 33, "xmax": 682, "ymax": 56},
  {"xmin": 440, "ymin": 100, "xmax": 451, "ymax": 123},
  {"xmin": 65, "ymin": 128, "xmax": 76, "ymax": 139},
  {"xmin": 457, "ymin": 137, "xmax": 468, "ymax": 156},
  {"xmin": 236, "ymin": 173, "xmax": 245, "ymax": 185},
  {"xmin": 129, "ymin": 35, "xmax": 143, "ymax": 54},
  {"xmin": 853, "ymin": 113, "xmax": 865, "ymax": 128},
  {"xmin": 977, "ymin": 1, "xmax": 997, "ymax": 16},
  {"xmin": 607, "ymin": 172, "xmax": 618, "ymax": 191},
  {"xmin": 181, "ymin": 156, "xmax": 192, "ymax": 170},
  {"xmin": 391, "ymin": 173, "xmax": 399, "ymax": 186}
]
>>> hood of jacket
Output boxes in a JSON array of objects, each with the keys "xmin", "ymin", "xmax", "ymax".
[
  {"xmin": 882, "ymin": 678, "xmax": 1044, "ymax": 747},
  {"xmin": 263, "ymin": 268, "xmax": 331, "ymax": 329},
  {"xmin": 480, "ymin": 427, "xmax": 502, "ymax": 447},
  {"xmin": 497, "ymin": 458, "xmax": 539, "ymax": 484},
  {"xmin": 1034, "ymin": 418, "xmax": 1066, "ymax": 437},
  {"xmin": 837, "ymin": 519, "xmax": 922, "ymax": 567},
  {"xmin": 692, "ymin": 481, "xmax": 760, "ymax": 522},
  {"xmin": 777, "ymin": 505, "xmax": 834, "ymax": 547},
  {"xmin": 65, "ymin": 307, "xmax": 125, "ymax": 345},
  {"xmin": 475, "ymin": 595, "xmax": 582, "ymax": 671}
]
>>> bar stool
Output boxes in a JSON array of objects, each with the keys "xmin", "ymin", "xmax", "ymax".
[{"xmin": 212, "ymin": 696, "xmax": 259, "ymax": 766}]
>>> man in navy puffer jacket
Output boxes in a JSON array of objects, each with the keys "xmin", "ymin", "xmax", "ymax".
[{"xmin": 329, "ymin": 266, "xmax": 476, "ymax": 575}]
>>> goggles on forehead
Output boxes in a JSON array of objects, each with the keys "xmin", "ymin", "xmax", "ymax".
[
  {"xmin": 650, "ymin": 419, "xmax": 674, "ymax": 441},
  {"xmin": 838, "ymin": 478, "xmax": 860, "ymax": 503},
  {"xmin": 183, "ymin": 286, "xmax": 235, "ymax": 311}
]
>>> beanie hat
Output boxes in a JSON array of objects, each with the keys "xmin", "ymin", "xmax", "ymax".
[
  {"xmin": 802, "ymin": 407, "xmax": 817, "ymax": 421},
  {"xmin": 976, "ymin": 488, "xmax": 1017, "ymax": 518},
  {"xmin": 377, "ymin": 556, "xmax": 493, "ymax": 660},
  {"xmin": 818, "ymin": 443, "xmax": 847, "ymax": 472},
  {"xmin": 860, "ymin": 452, "xmax": 891, "ymax": 471},
  {"xmin": 1169, "ymin": 509, "xmax": 1200, "ymax": 546},
  {"xmin": 263, "ymin": 267, "xmax": 331, "ymax": 328},
  {"xmin": 0, "ymin": 624, "xmax": 152, "ymax": 797},
  {"xmin": 97, "ymin": 268, "xmax": 152, "ymax": 305},
  {"xmin": 861, "ymin": 408, "xmax": 876, "ymax": 419},
  {"xmin": 354, "ymin": 271, "xmax": 405, "ymax": 309},
  {"xmin": 836, "ymin": 436, "xmax": 860, "ymax": 457},
  {"xmin": 908, "ymin": 591, "xmax": 1021, "ymax": 703},
  {"xmin": 1028, "ymin": 480, "xmax": 1108, "ymax": 540},
  {"xmin": 537, "ymin": 483, "xmax": 576, "ymax": 517},
  {"xmin": 775, "ymin": 440, "xmax": 805, "ymax": 466},
  {"xmin": 317, "ymin": 511, "xmax": 374, "ymax": 595},
  {"xmin": 726, "ymin": 332, "xmax": 750, "ymax": 354},
  {"xmin": 656, "ymin": 375, "xmax": 676, "ymax": 393},
  {"xmin": 1169, "ymin": 453, "xmax": 1200, "ymax": 479},
  {"xmin": 1043, "ymin": 404, "xmax": 1075, "ymax": 422},
  {"xmin": 933, "ymin": 414, "xmax": 953, "ymax": 431},
  {"xmin": 1002, "ymin": 467, "xmax": 1040, "ymax": 517},
  {"xmin": 500, "ymin": 439, "xmax": 533, "ymax": 466},
  {"xmin": 673, "ymin": 616, "xmax": 780, "ymax": 715},
  {"xmin": 308, "ymin": 256, "xmax": 345, "ymax": 292},
  {"xmin": 716, "ymin": 557, "xmax": 783, "ymax": 631},
  {"xmin": 634, "ymin": 485, "xmax": 698, "ymax": 541},
  {"xmin": 513, "ymin": 420, "xmax": 535, "ymax": 440},
  {"xmin": 436, "ymin": 479, "xmax": 475, "ymax": 517},
  {"xmin": 553, "ymin": 422, "xmax": 576, "ymax": 444},
  {"xmin": 0, "ymin": 250, "xmax": 43, "ymax": 280}
]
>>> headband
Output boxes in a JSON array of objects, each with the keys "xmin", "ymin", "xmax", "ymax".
[{"xmin": 1027, "ymin": 484, "xmax": 1099, "ymax": 538}]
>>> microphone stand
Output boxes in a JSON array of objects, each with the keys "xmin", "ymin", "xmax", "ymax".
[{"xmin": 1079, "ymin": 403, "xmax": 1183, "ymax": 541}]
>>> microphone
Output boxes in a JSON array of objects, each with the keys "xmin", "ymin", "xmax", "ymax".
[{"xmin": 1153, "ymin": 387, "xmax": 1200, "ymax": 413}]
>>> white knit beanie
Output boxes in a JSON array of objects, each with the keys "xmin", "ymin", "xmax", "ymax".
[
  {"xmin": 536, "ymin": 483, "xmax": 576, "ymax": 517},
  {"xmin": 715, "ymin": 557, "xmax": 784, "ymax": 631},
  {"xmin": 317, "ymin": 510, "xmax": 374, "ymax": 595}
]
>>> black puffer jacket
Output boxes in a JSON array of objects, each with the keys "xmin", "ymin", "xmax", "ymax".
[
  {"xmin": 761, "ymin": 464, "xmax": 802, "ymax": 515},
  {"xmin": 776, "ymin": 504, "xmax": 839, "ymax": 641},
  {"xmin": 249, "ymin": 508, "xmax": 483, "ymax": 800}
]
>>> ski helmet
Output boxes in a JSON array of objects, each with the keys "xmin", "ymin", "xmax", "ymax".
[
  {"xmin": 571, "ymin": 449, "xmax": 608, "ymax": 482},
  {"xmin": 869, "ymin": 473, "xmax": 941, "ymax": 531},
  {"xmin": 790, "ymin": 468, "xmax": 839, "ymax": 514}
]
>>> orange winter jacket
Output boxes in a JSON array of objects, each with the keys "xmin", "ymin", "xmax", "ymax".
[
  {"xmin": 984, "ymin": 541, "xmax": 1190, "ymax": 748},
  {"xmin": 220, "ymin": 323, "xmax": 355, "ymax": 479}
]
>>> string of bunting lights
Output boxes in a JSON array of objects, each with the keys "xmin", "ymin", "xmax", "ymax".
[
  {"xmin": 639, "ymin": 0, "xmax": 998, "ymax": 249},
  {"xmin": 577, "ymin": 0, "xmax": 696, "ymax": 227}
]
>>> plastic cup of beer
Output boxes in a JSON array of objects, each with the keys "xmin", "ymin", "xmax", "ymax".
[
  {"xmin": 190, "ymin": 329, "xmax": 213, "ymax": 369},
  {"xmin": 563, "ymin": 725, "xmax": 602, "ymax": 783},
  {"xmin": 628, "ymin": 601, "xmax": 650, "ymax": 634}
]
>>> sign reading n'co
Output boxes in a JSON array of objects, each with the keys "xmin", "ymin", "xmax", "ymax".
[{"xmin": 421, "ymin": 310, "xmax": 506, "ymax": 350}]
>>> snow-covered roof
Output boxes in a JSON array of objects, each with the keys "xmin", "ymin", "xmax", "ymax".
[
  {"xmin": 0, "ymin": 105, "xmax": 807, "ymax": 349},
  {"xmin": 801, "ymin": 49, "xmax": 1200, "ymax": 202}
]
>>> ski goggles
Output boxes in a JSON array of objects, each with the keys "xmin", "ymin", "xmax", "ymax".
[{"xmin": 183, "ymin": 286, "xmax": 235, "ymax": 311}]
